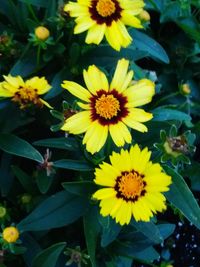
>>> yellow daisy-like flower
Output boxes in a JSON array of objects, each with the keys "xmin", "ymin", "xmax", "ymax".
[
  {"xmin": 0, "ymin": 75, "xmax": 52, "ymax": 109},
  {"xmin": 61, "ymin": 59, "xmax": 155, "ymax": 154},
  {"xmin": 64, "ymin": 0, "xmax": 145, "ymax": 51},
  {"xmin": 93, "ymin": 145, "xmax": 172, "ymax": 225}
]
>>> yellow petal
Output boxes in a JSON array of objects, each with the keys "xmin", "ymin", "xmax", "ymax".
[
  {"xmin": 94, "ymin": 162, "xmax": 120, "ymax": 186},
  {"xmin": 125, "ymin": 108, "xmax": 153, "ymax": 122},
  {"xmin": 122, "ymin": 117, "xmax": 148, "ymax": 132},
  {"xmin": 83, "ymin": 65, "xmax": 109, "ymax": 95},
  {"xmin": 93, "ymin": 188, "xmax": 116, "ymax": 200},
  {"xmin": 74, "ymin": 17, "xmax": 96, "ymax": 34},
  {"xmin": 110, "ymin": 58, "xmax": 130, "ymax": 92},
  {"xmin": 85, "ymin": 23, "xmax": 106, "ymax": 45},
  {"xmin": 62, "ymin": 81, "xmax": 91, "ymax": 102},
  {"xmin": 61, "ymin": 111, "xmax": 91, "ymax": 134},
  {"xmin": 109, "ymin": 122, "xmax": 132, "ymax": 147},
  {"xmin": 110, "ymin": 149, "xmax": 132, "ymax": 172},
  {"xmin": 125, "ymin": 79, "xmax": 155, "ymax": 107},
  {"xmin": 83, "ymin": 121, "xmax": 108, "ymax": 154},
  {"xmin": 99, "ymin": 197, "xmax": 119, "ymax": 217},
  {"xmin": 40, "ymin": 98, "xmax": 53, "ymax": 109},
  {"xmin": 25, "ymin": 77, "xmax": 51, "ymax": 95}
]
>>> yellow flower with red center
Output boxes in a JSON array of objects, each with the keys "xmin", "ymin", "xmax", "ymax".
[
  {"xmin": 64, "ymin": 0, "xmax": 145, "ymax": 51},
  {"xmin": 2, "ymin": 226, "xmax": 19, "ymax": 243},
  {"xmin": 0, "ymin": 75, "xmax": 52, "ymax": 109},
  {"xmin": 93, "ymin": 145, "xmax": 172, "ymax": 225},
  {"xmin": 61, "ymin": 58, "xmax": 155, "ymax": 154}
]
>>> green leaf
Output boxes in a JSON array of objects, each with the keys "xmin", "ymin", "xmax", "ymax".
[
  {"xmin": 18, "ymin": 191, "xmax": 89, "ymax": 232},
  {"xmin": 83, "ymin": 206, "xmax": 101, "ymax": 267},
  {"xmin": 99, "ymin": 216, "xmax": 122, "ymax": 247},
  {"xmin": 18, "ymin": 0, "xmax": 49, "ymax": 8},
  {"xmin": 62, "ymin": 181, "xmax": 96, "ymax": 196},
  {"xmin": 32, "ymin": 242, "xmax": 66, "ymax": 267},
  {"xmin": 33, "ymin": 137, "xmax": 78, "ymax": 151},
  {"xmin": 164, "ymin": 166, "xmax": 200, "ymax": 229},
  {"xmin": 152, "ymin": 107, "xmax": 191, "ymax": 122},
  {"xmin": 129, "ymin": 29, "xmax": 170, "ymax": 64},
  {"xmin": 11, "ymin": 165, "xmax": 36, "ymax": 193},
  {"xmin": 53, "ymin": 159, "xmax": 93, "ymax": 171},
  {"xmin": 36, "ymin": 170, "xmax": 54, "ymax": 194},
  {"xmin": 0, "ymin": 134, "xmax": 43, "ymax": 163},
  {"xmin": 82, "ymin": 45, "xmax": 147, "ymax": 68},
  {"xmin": 131, "ymin": 221, "xmax": 163, "ymax": 244},
  {"xmin": 0, "ymin": 154, "xmax": 14, "ymax": 196}
]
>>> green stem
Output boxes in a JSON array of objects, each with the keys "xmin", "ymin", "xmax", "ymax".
[
  {"xmin": 25, "ymin": 0, "xmax": 39, "ymax": 23},
  {"xmin": 152, "ymin": 92, "xmax": 180, "ymax": 108},
  {"xmin": 36, "ymin": 45, "xmax": 41, "ymax": 67}
]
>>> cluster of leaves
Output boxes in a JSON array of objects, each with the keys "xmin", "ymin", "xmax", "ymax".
[{"xmin": 0, "ymin": 0, "xmax": 200, "ymax": 267}]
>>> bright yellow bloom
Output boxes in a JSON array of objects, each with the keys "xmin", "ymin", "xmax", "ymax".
[
  {"xmin": 35, "ymin": 26, "xmax": 50, "ymax": 41},
  {"xmin": 93, "ymin": 144, "xmax": 172, "ymax": 225},
  {"xmin": 2, "ymin": 226, "xmax": 19, "ymax": 243},
  {"xmin": 0, "ymin": 75, "xmax": 52, "ymax": 109},
  {"xmin": 61, "ymin": 59, "xmax": 155, "ymax": 154},
  {"xmin": 64, "ymin": 0, "xmax": 145, "ymax": 51}
]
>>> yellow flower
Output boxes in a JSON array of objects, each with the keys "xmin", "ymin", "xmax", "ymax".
[
  {"xmin": 61, "ymin": 59, "xmax": 155, "ymax": 154},
  {"xmin": 0, "ymin": 75, "xmax": 52, "ymax": 109},
  {"xmin": 64, "ymin": 0, "xmax": 145, "ymax": 51},
  {"xmin": 35, "ymin": 26, "xmax": 50, "ymax": 41},
  {"xmin": 2, "ymin": 226, "xmax": 19, "ymax": 243},
  {"xmin": 93, "ymin": 145, "xmax": 172, "ymax": 225}
]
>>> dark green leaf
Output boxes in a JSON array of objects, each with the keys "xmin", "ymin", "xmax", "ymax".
[
  {"xmin": 32, "ymin": 242, "xmax": 66, "ymax": 267},
  {"xmin": 99, "ymin": 216, "xmax": 122, "ymax": 247},
  {"xmin": 152, "ymin": 107, "xmax": 191, "ymax": 122},
  {"xmin": 34, "ymin": 137, "xmax": 78, "ymax": 151},
  {"xmin": 164, "ymin": 166, "xmax": 200, "ymax": 229},
  {"xmin": 53, "ymin": 159, "xmax": 93, "ymax": 171},
  {"xmin": 131, "ymin": 221, "xmax": 163, "ymax": 244},
  {"xmin": 84, "ymin": 206, "xmax": 101, "ymax": 267},
  {"xmin": 0, "ymin": 134, "xmax": 43, "ymax": 163},
  {"xmin": 129, "ymin": 29, "xmax": 170, "ymax": 64},
  {"xmin": 62, "ymin": 181, "xmax": 96, "ymax": 196},
  {"xmin": 36, "ymin": 170, "xmax": 54, "ymax": 194},
  {"xmin": 18, "ymin": 191, "xmax": 89, "ymax": 231}
]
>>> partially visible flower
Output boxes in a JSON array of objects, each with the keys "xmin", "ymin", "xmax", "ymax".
[
  {"xmin": 35, "ymin": 26, "xmax": 50, "ymax": 41},
  {"xmin": 0, "ymin": 75, "xmax": 52, "ymax": 109},
  {"xmin": 64, "ymin": 0, "xmax": 145, "ymax": 51},
  {"xmin": 92, "ymin": 144, "xmax": 171, "ymax": 225},
  {"xmin": 61, "ymin": 58, "xmax": 155, "ymax": 154},
  {"xmin": 139, "ymin": 10, "xmax": 150, "ymax": 22},
  {"xmin": 2, "ymin": 226, "xmax": 19, "ymax": 243}
]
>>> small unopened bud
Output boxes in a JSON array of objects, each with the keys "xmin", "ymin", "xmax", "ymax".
[
  {"xmin": 139, "ymin": 10, "xmax": 150, "ymax": 22},
  {"xmin": 2, "ymin": 226, "xmax": 19, "ymax": 243},
  {"xmin": 35, "ymin": 26, "xmax": 50, "ymax": 41},
  {"xmin": 180, "ymin": 83, "xmax": 191, "ymax": 95},
  {"xmin": 21, "ymin": 194, "xmax": 32, "ymax": 204}
]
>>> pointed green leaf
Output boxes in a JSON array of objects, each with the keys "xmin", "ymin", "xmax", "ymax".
[
  {"xmin": 18, "ymin": 191, "xmax": 89, "ymax": 231},
  {"xmin": 164, "ymin": 166, "xmax": 200, "ymax": 229},
  {"xmin": 34, "ymin": 137, "xmax": 78, "ymax": 151},
  {"xmin": 0, "ymin": 134, "xmax": 43, "ymax": 163},
  {"xmin": 53, "ymin": 159, "xmax": 93, "ymax": 171},
  {"xmin": 32, "ymin": 242, "xmax": 66, "ymax": 267}
]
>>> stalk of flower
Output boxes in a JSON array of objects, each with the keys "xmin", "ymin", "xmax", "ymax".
[
  {"xmin": 61, "ymin": 58, "xmax": 155, "ymax": 154},
  {"xmin": 92, "ymin": 144, "xmax": 172, "ymax": 225},
  {"xmin": 64, "ymin": 0, "xmax": 145, "ymax": 51},
  {"xmin": 0, "ymin": 75, "xmax": 52, "ymax": 109}
]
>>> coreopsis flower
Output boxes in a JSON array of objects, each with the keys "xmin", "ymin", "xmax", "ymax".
[
  {"xmin": 61, "ymin": 59, "xmax": 155, "ymax": 154},
  {"xmin": 64, "ymin": 0, "xmax": 145, "ymax": 51},
  {"xmin": 93, "ymin": 145, "xmax": 172, "ymax": 225},
  {"xmin": 0, "ymin": 75, "xmax": 52, "ymax": 109},
  {"xmin": 2, "ymin": 226, "xmax": 19, "ymax": 243}
]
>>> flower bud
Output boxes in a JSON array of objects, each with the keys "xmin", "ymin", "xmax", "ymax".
[
  {"xmin": 2, "ymin": 226, "xmax": 19, "ymax": 243},
  {"xmin": 180, "ymin": 83, "xmax": 191, "ymax": 95},
  {"xmin": 139, "ymin": 10, "xmax": 150, "ymax": 22},
  {"xmin": 35, "ymin": 26, "xmax": 50, "ymax": 41}
]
